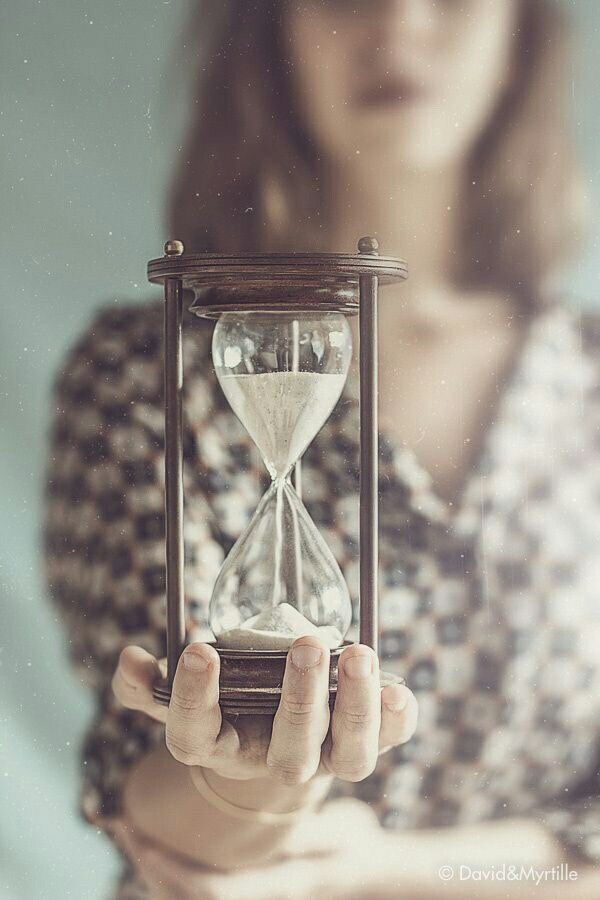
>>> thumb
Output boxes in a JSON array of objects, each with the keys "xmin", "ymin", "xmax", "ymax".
[{"xmin": 111, "ymin": 645, "xmax": 167, "ymax": 722}]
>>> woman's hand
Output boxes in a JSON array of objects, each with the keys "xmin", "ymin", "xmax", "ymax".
[{"xmin": 112, "ymin": 635, "xmax": 417, "ymax": 792}]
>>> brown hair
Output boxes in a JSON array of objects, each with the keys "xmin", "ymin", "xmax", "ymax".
[{"xmin": 167, "ymin": 0, "xmax": 586, "ymax": 306}]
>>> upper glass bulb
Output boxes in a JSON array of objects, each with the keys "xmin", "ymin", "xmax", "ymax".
[{"xmin": 212, "ymin": 311, "xmax": 352, "ymax": 478}]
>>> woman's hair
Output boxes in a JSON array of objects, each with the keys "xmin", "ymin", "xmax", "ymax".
[{"xmin": 167, "ymin": 0, "xmax": 585, "ymax": 306}]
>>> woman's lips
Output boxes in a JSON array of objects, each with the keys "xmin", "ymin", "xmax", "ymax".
[{"xmin": 356, "ymin": 78, "xmax": 430, "ymax": 108}]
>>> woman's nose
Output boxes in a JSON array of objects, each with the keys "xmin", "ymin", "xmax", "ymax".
[{"xmin": 372, "ymin": 0, "xmax": 434, "ymax": 31}]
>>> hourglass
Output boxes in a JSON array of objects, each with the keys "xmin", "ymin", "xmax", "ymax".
[{"xmin": 148, "ymin": 238, "xmax": 408, "ymax": 714}]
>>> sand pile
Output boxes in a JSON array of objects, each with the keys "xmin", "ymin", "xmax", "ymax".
[{"xmin": 216, "ymin": 602, "xmax": 343, "ymax": 651}]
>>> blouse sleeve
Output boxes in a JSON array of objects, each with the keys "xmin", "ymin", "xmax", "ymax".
[
  {"xmin": 41, "ymin": 302, "xmax": 224, "ymax": 827},
  {"xmin": 531, "ymin": 313, "xmax": 600, "ymax": 865}
]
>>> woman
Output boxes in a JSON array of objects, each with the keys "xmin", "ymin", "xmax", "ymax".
[{"xmin": 43, "ymin": 0, "xmax": 600, "ymax": 897}]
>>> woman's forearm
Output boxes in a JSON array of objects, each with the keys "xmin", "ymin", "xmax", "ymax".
[
  {"xmin": 123, "ymin": 750, "xmax": 600, "ymax": 897},
  {"xmin": 121, "ymin": 742, "xmax": 333, "ymax": 870}
]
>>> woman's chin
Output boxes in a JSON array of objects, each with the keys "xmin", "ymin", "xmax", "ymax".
[
  {"xmin": 340, "ymin": 136, "xmax": 462, "ymax": 174},
  {"xmin": 340, "ymin": 112, "xmax": 468, "ymax": 172}
]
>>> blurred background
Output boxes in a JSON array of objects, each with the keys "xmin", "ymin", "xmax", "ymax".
[{"xmin": 0, "ymin": 1, "xmax": 599, "ymax": 897}]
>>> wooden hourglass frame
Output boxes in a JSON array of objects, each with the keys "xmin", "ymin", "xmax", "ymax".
[{"xmin": 147, "ymin": 236, "xmax": 408, "ymax": 715}]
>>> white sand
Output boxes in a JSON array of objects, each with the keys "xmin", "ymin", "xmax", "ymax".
[
  {"xmin": 216, "ymin": 371, "xmax": 346, "ymax": 478},
  {"xmin": 216, "ymin": 602, "xmax": 343, "ymax": 651}
]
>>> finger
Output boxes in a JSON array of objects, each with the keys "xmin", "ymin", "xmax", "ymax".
[
  {"xmin": 267, "ymin": 636, "xmax": 331, "ymax": 785},
  {"xmin": 166, "ymin": 643, "xmax": 222, "ymax": 766},
  {"xmin": 110, "ymin": 822, "xmax": 159, "ymax": 884},
  {"xmin": 111, "ymin": 822, "xmax": 216, "ymax": 900},
  {"xmin": 132, "ymin": 846, "xmax": 184, "ymax": 900},
  {"xmin": 379, "ymin": 682, "xmax": 418, "ymax": 753},
  {"xmin": 108, "ymin": 820, "xmax": 139, "ymax": 859},
  {"xmin": 323, "ymin": 644, "xmax": 381, "ymax": 782},
  {"xmin": 135, "ymin": 843, "xmax": 226, "ymax": 900},
  {"xmin": 200, "ymin": 863, "xmax": 310, "ymax": 900},
  {"xmin": 111, "ymin": 646, "xmax": 167, "ymax": 723}
]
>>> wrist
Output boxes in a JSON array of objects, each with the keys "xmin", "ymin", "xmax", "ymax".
[{"xmin": 196, "ymin": 767, "xmax": 333, "ymax": 815}]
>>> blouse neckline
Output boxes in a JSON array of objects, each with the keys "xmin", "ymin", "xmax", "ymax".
[{"xmin": 334, "ymin": 300, "xmax": 594, "ymax": 537}]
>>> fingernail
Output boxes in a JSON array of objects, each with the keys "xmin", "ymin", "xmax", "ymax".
[
  {"xmin": 384, "ymin": 687, "xmax": 409, "ymax": 712},
  {"xmin": 290, "ymin": 643, "xmax": 322, "ymax": 670},
  {"xmin": 183, "ymin": 648, "xmax": 210, "ymax": 671},
  {"xmin": 344, "ymin": 653, "xmax": 373, "ymax": 679}
]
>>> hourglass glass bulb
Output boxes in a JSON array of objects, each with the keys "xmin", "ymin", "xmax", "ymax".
[
  {"xmin": 213, "ymin": 313, "xmax": 351, "ymax": 479},
  {"xmin": 208, "ymin": 311, "xmax": 353, "ymax": 650}
]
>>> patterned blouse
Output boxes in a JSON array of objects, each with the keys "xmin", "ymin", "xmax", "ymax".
[{"xmin": 42, "ymin": 294, "xmax": 600, "ymax": 897}]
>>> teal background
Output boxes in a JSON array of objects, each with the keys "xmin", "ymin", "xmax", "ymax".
[{"xmin": 0, "ymin": 2, "xmax": 598, "ymax": 897}]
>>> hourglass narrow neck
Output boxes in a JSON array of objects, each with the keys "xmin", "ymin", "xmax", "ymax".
[{"xmin": 269, "ymin": 466, "xmax": 294, "ymax": 483}]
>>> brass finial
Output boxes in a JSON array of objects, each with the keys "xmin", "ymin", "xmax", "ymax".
[
  {"xmin": 164, "ymin": 240, "xmax": 184, "ymax": 256},
  {"xmin": 357, "ymin": 235, "xmax": 379, "ymax": 255}
]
